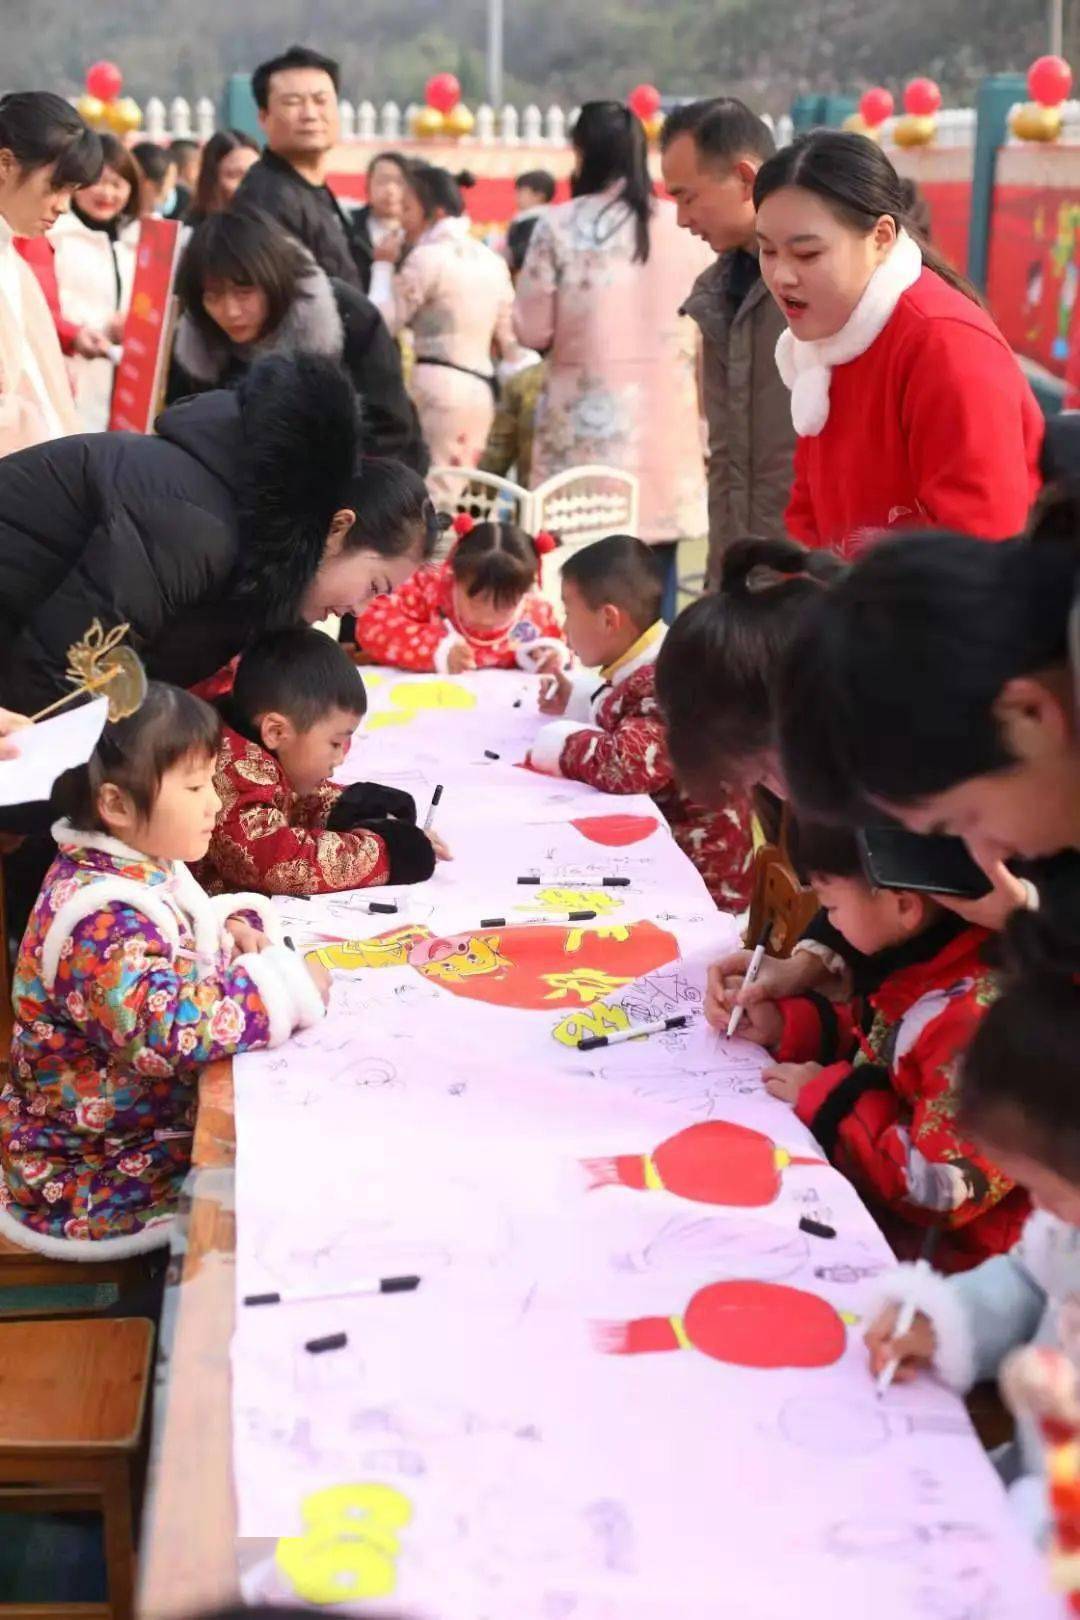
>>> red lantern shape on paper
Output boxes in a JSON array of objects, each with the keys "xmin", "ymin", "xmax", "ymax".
[
  {"xmin": 859, "ymin": 86, "xmax": 894, "ymax": 128},
  {"xmin": 581, "ymin": 1120, "xmax": 825, "ymax": 1208},
  {"xmin": 425, "ymin": 73, "xmax": 461, "ymax": 116},
  {"xmin": 1029, "ymin": 54, "xmax": 1074, "ymax": 108},
  {"xmin": 628, "ymin": 83, "xmax": 662, "ymax": 122},
  {"xmin": 594, "ymin": 1279, "xmax": 849, "ymax": 1370},
  {"xmin": 86, "ymin": 60, "xmax": 123, "ymax": 103},
  {"xmin": 903, "ymin": 77, "xmax": 942, "ymax": 118}
]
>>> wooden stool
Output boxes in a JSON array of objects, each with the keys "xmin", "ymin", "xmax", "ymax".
[
  {"xmin": 0, "ymin": 1316, "xmax": 154, "ymax": 1620},
  {"xmin": 0, "ymin": 1232, "xmax": 151, "ymax": 1318}
]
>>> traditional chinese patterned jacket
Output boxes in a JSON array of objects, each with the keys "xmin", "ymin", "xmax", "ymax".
[
  {"xmin": 774, "ymin": 916, "xmax": 1030, "ymax": 1273},
  {"xmin": 196, "ymin": 724, "xmax": 434, "ymax": 898},
  {"xmin": 354, "ymin": 560, "xmax": 563, "ymax": 673},
  {"xmin": 528, "ymin": 624, "xmax": 755, "ymax": 912},
  {"xmin": 0, "ymin": 823, "xmax": 325, "ymax": 1256}
]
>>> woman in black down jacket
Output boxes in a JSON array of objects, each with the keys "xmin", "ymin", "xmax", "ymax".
[
  {"xmin": 167, "ymin": 209, "xmax": 427, "ymax": 473},
  {"xmin": 0, "ymin": 351, "xmax": 437, "ymax": 721}
]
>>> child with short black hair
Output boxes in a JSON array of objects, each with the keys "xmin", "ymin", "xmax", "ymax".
[
  {"xmin": 196, "ymin": 626, "xmax": 442, "ymax": 897},
  {"xmin": 0, "ymin": 683, "xmax": 328, "ymax": 1255},
  {"xmin": 865, "ymin": 907, "xmax": 1080, "ymax": 1536},
  {"xmin": 354, "ymin": 517, "xmax": 563, "ymax": 673},
  {"xmin": 713, "ymin": 817, "xmax": 1029, "ymax": 1272},
  {"xmin": 528, "ymin": 535, "xmax": 754, "ymax": 910}
]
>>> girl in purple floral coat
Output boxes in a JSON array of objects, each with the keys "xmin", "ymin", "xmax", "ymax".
[{"xmin": 0, "ymin": 684, "xmax": 329, "ymax": 1258}]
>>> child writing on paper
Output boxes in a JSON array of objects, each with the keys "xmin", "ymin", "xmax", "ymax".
[
  {"xmin": 865, "ymin": 907, "xmax": 1080, "ymax": 1537},
  {"xmin": 0, "ymin": 684, "xmax": 329, "ymax": 1256},
  {"xmin": 354, "ymin": 516, "xmax": 564, "ymax": 674},
  {"xmin": 196, "ymin": 627, "xmax": 447, "ymax": 898},
  {"xmin": 527, "ymin": 536, "xmax": 754, "ymax": 911},
  {"xmin": 710, "ymin": 820, "xmax": 1029, "ymax": 1273}
]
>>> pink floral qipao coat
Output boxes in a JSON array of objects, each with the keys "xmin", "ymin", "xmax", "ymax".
[
  {"xmin": 513, "ymin": 188, "xmax": 712, "ymax": 541},
  {"xmin": 0, "ymin": 823, "xmax": 325, "ymax": 1256}
]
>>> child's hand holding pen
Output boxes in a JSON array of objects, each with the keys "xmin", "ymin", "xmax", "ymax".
[
  {"xmin": 864, "ymin": 1301, "xmax": 937, "ymax": 1385},
  {"xmin": 538, "ymin": 668, "xmax": 572, "ymax": 716}
]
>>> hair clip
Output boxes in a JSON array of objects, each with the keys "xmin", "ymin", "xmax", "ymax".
[
  {"xmin": 743, "ymin": 564, "xmax": 817, "ymax": 595},
  {"xmin": 534, "ymin": 530, "xmax": 558, "ymax": 556},
  {"xmin": 31, "ymin": 620, "xmax": 147, "ymax": 724},
  {"xmin": 452, "ymin": 513, "xmax": 477, "ymax": 539}
]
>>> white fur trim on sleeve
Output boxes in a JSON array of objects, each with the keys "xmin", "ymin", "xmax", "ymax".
[
  {"xmin": 41, "ymin": 879, "xmax": 181, "ymax": 992},
  {"xmin": 208, "ymin": 890, "xmax": 283, "ymax": 945},
  {"xmin": 0, "ymin": 1200, "xmax": 173, "ymax": 1260},
  {"xmin": 433, "ymin": 630, "xmax": 466, "ymax": 675},
  {"xmin": 237, "ymin": 945, "xmax": 326, "ymax": 1046},
  {"xmin": 266, "ymin": 944, "xmax": 327, "ymax": 1030},
  {"xmin": 790, "ymin": 938, "xmax": 847, "ymax": 977},
  {"xmin": 868, "ymin": 1262, "xmax": 977, "ymax": 1392},
  {"xmin": 531, "ymin": 720, "xmax": 592, "ymax": 776}
]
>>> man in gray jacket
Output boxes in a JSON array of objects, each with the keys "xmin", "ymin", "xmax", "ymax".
[{"xmin": 662, "ymin": 100, "xmax": 795, "ymax": 585}]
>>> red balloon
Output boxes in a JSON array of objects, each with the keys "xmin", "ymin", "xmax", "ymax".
[
  {"xmin": 424, "ymin": 72, "xmax": 461, "ymax": 116},
  {"xmin": 628, "ymin": 83, "xmax": 661, "ymax": 122},
  {"xmin": 903, "ymin": 77, "xmax": 941, "ymax": 117},
  {"xmin": 85, "ymin": 60, "xmax": 123, "ymax": 102},
  {"xmin": 1029, "ymin": 54, "xmax": 1073, "ymax": 108},
  {"xmin": 859, "ymin": 86, "xmax": 894, "ymax": 127}
]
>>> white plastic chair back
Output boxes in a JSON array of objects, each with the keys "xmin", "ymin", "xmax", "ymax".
[
  {"xmin": 427, "ymin": 468, "xmax": 530, "ymax": 554},
  {"xmin": 528, "ymin": 466, "xmax": 641, "ymax": 610}
]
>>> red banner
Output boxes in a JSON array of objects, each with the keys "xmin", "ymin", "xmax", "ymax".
[
  {"xmin": 109, "ymin": 218, "xmax": 183, "ymax": 434},
  {"xmin": 329, "ymin": 171, "xmax": 571, "ymax": 234},
  {"xmin": 988, "ymin": 184, "xmax": 1080, "ymax": 378}
]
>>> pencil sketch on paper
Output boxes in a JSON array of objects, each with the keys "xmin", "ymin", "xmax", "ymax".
[
  {"xmin": 610, "ymin": 1215, "xmax": 810, "ymax": 1283},
  {"xmin": 773, "ymin": 1395, "xmax": 973, "ymax": 1459}
]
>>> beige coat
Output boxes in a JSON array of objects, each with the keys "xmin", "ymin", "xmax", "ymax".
[
  {"xmin": 49, "ymin": 210, "xmax": 138, "ymax": 432},
  {"xmin": 0, "ymin": 222, "xmax": 78, "ymax": 459},
  {"xmin": 681, "ymin": 253, "xmax": 795, "ymax": 583}
]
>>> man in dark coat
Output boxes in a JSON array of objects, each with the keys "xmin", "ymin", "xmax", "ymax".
[
  {"xmin": 236, "ymin": 44, "xmax": 369, "ymax": 291},
  {"xmin": 0, "ymin": 354, "xmax": 405, "ymax": 719}
]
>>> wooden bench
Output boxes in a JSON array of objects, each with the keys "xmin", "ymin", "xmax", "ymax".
[
  {"xmin": 0, "ymin": 1316, "xmax": 154, "ymax": 1620},
  {"xmin": 0, "ymin": 1232, "xmax": 151, "ymax": 1318}
]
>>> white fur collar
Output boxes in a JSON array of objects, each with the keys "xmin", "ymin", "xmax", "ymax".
[
  {"xmin": 173, "ymin": 248, "xmax": 344, "ymax": 384},
  {"xmin": 774, "ymin": 230, "xmax": 923, "ymax": 436}
]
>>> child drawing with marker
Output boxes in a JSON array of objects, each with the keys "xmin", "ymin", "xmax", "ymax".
[
  {"xmin": 196, "ymin": 627, "xmax": 448, "ymax": 898},
  {"xmin": 354, "ymin": 516, "xmax": 564, "ymax": 673},
  {"xmin": 865, "ymin": 907, "xmax": 1080, "ymax": 1541},
  {"xmin": 527, "ymin": 536, "xmax": 754, "ymax": 910},
  {"xmin": 710, "ymin": 821, "xmax": 1028, "ymax": 1274},
  {"xmin": 0, "ymin": 685, "xmax": 329, "ymax": 1256}
]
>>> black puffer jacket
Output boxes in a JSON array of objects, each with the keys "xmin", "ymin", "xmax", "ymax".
[
  {"xmin": 235, "ymin": 150, "xmax": 368, "ymax": 290},
  {"xmin": 167, "ymin": 251, "xmax": 428, "ymax": 474},
  {"xmin": 0, "ymin": 354, "xmax": 360, "ymax": 717}
]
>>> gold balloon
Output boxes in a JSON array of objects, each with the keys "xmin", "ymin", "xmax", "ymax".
[
  {"xmin": 444, "ymin": 102, "xmax": 475, "ymax": 138},
  {"xmin": 1009, "ymin": 101, "xmax": 1063, "ymax": 142},
  {"xmin": 76, "ymin": 93, "xmax": 106, "ymax": 127},
  {"xmin": 106, "ymin": 96, "xmax": 143, "ymax": 135},
  {"xmin": 410, "ymin": 106, "xmax": 445, "ymax": 138},
  {"xmin": 892, "ymin": 114, "xmax": 936, "ymax": 147},
  {"xmin": 643, "ymin": 113, "xmax": 665, "ymax": 143}
]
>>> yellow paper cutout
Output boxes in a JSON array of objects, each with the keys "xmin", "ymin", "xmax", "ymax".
[
  {"xmin": 551, "ymin": 998, "xmax": 632, "ymax": 1048},
  {"xmin": 521, "ymin": 887, "xmax": 624, "ymax": 915},
  {"xmin": 275, "ymin": 1483, "xmax": 413, "ymax": 1605},
  {"xmin": 391, "ymin": 680, "xmax": 477, "ymax": 712},
  {"xmin": 367, "ymin": 710, "xmax": 414, "ymax": 730},
  {"xmin": 302, "ymin": 1483, "xmax": 413, "ymax": 1532}
]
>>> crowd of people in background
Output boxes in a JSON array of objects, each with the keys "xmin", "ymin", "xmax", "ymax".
[{"xmin": 0, "ymin": 41, "xmax": 1080, "ymax": 1552}]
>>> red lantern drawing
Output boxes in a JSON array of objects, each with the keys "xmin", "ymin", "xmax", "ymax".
[
  {"xmin": 582, "ymin": 1121, "xmax": 824, "ymax": 1208},
  {"xmin": 859, "ymin": 87, "xmax": 894, "ymax": 128},
  {"xmin": 903, "ymin": 78, "xmax": 942, "ymax": 118},
  {"xmin": 425, "ymin": 73, "xmax": 461, "ymax": 116},
  {"xmin": 569, "ymin": 814, "xmax": 659, "ymax": 847},
  {"xmin": 1029, "ymin": 55, "xmax": 1074, "ymax": 108},
  {"xmin": 86, "ymin": 61, "xmax": 123, "ymax": 103},
  {"xmin": 594, "ymin": 1279, "xmax": 849, "ymax": 1370},
  {"xmin": 628, "ymin": 84, "xmax": 662, "ymax": 122}
]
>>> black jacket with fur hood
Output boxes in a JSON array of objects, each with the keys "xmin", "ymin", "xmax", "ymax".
[
  {"xmin": 0, "ymin": 354, "xmax": 363, "ymax": 717},
  {"xmin": 167, "ymin": 251, "xmax": 428, "ymax": 475}
]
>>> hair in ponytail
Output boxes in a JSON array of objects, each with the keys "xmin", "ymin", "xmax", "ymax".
[
  {"xmin": 753, "ymin": 131, "xmax": 984, "ymax": 308},
  {"xmin": 654, "ymin": 537, "xmax": 844, "ymax": 797},
  {"xmin": 571, "ymin": 100, "xmax": 654, "ymax": 263},
  {"xmin": 0, "ymin": 91, "xmax": 102, "ymax": 189}
]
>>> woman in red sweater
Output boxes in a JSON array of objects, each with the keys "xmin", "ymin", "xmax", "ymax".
[{"xmin": 753, "ymin": 132, "xmax": 1043, "ymax": 554}]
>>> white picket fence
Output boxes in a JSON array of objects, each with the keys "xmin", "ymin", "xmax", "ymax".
[{"xmin": 141, "ymin": 93, "xmax": 796, "ymax": 149}]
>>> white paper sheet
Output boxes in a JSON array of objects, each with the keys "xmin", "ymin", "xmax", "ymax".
[
  {"xmin": 0, "ymin": 697, "xmax": 108, "ymax": 806},
  {"xmin": 230, "ymin": 669, "xmax": 1058, "ymax": 1617}
]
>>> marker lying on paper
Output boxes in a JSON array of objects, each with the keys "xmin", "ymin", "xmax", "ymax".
[
  {"xmin": 799, "ymin": 1216, "xmax": 836, "ymax": 1240},
  {"xmin": 577, "ymin": 1014, "xmax": 689, "ymax": 1052},
  {"xmin": 484, "ymin": 749, "xmax": 500, "ymax": 760},
  {"xmin": 480, "ymin": 910, "xmax": 596, "ymax": 928},
  {"xmin": 517, "ymin": 875, "xmax": 630, "ymax": 887},
  {"xmin": 367, "ymin": 901, "xmax": 398, "ymax": 915},
  {"xmin": 423, "ymin": 783, "xmax": 444, "ymax": 833},
  {"xmin": 244, "ymin": 1274, "xmax": 421, "ymax": 1308},
  {"xmin": 876, "ymin": 1227, "xmax": 940, "ymax": 1398},
  {"xmin": 726, "ymin": 921, "xmax": 772, "ymax": 1039},
  {"xmin": 305, "ymin": 1331, "xmax": 348, "ymax": 1355},
  {"xmin": 283, "ymin": 936, "xmax": 296, "ymax": 952},
  {"xmin": 513, "ymin": 698, "xmax": 523, "ymax": 708}
]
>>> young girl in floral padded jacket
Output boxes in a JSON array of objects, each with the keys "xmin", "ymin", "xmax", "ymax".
[{"xmin": 0, "ymin": 683, "xmax": 329, "ymax": 1258}]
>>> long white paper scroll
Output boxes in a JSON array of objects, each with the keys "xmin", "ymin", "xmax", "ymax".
[{"xmin": 230, "ymin": 668, "xmax": 1058, "ymax": 1618}]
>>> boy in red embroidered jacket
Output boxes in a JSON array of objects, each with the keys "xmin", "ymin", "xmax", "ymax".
[
  {"xmin": 355, "ymin": 516, "xmax": 564, "ymax": 674},
  {"xmin": 526, "ymin": 536, "xmax": 754, "ymax": 912},
  {"xmin": 195, "ymin": 627, "xmax": 443, "ymax": 898},
  {"xmin": 711, "ymin": 820, "xmax": 1029, "ymax": 1273}
]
